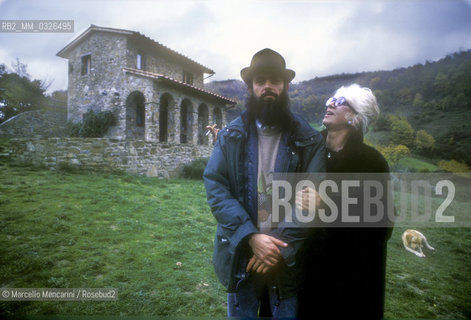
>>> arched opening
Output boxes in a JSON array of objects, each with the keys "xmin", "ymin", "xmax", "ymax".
[
  {"xmin": 198, "ymin": 104, "xmax": 209, "ymax": 145},
  {"xmin": 213, "ymin": 107, "xmax": 222, "ymax": 131},
  {"xmin": 125, "ymin": 91, "xmax": 145, "ymax": 139},
  {"xmin": 180, "ymin": 99, "xmax": 193, "ymax": 144}
]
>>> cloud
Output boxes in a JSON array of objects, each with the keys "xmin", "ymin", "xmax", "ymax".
[
  {"xmin": 28, "ymin": 57, "xmax": 68, "ymax": 92},
  {"xmin": 0, "ymin": 0, "xmax": 470, "ymax": 91},
  {"xmin": 295, "ymin": 0, "xmax": 471, "ymax": 79},
  {"xmin": 0, "ymin": 47, "xmax": 10, "ymax": 65}
]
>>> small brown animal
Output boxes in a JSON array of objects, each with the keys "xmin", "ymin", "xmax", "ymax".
[{"xmin": 402, "ymin": 229, "xmax": 435, "ymax": 258}]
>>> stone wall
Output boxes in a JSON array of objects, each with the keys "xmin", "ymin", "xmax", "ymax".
[{"xmin": 6, "ymin": 138, "xmax": 213, "ymax": 178}]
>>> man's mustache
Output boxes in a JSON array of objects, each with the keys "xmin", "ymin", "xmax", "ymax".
[
  {"xmin": 246, "ymin": 89, "xmax": 293, "ymax": 130},
  {"xmin": 261, "ymin": 92, "xmax": 277, "ymax": 99}
]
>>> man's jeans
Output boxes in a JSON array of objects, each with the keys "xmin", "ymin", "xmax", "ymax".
[{"xmin": 227, "ymin": 272, "xmax": 298, "ymax": 318}]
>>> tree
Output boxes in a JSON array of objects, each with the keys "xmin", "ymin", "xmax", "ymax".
[
  {"xmin": 437, "ymin": 159, "xmax": 471, "ymax": 175},
  {"xmin": 0, "ymin": 60, "xmax": 46, "ymax": 123},
  {"xmin": 453, "ymin": 93, "xmax": 467, "ymax": 108},
  {"xmin": 412, "ymin": 93, "xmax": 424, "ymax": 107},
  {"xmin": 398, "ymin": 87, "xmax": 413, "ymax": 104},
  {"xmin": 373, "ymin": 112, "xmax": 392, "ymax": 131},
  {"xmin": 390, "ymin": 116, "xmax": 414, "ymax": 147},
  {"xmin": 11, "ymin": 57, "xmax": 30, "ymax": 79},
  {"xmin": 433, "ymin": 72, "xmax": 449, "ymax": 97},
  {"xmin": 415, "ymin": 129, "xmax": 435, "ymax": 153},
  {"xmin": 375, "ymin": 144, "xmax": 410, "ymax": 169},
  {"xmin": 437, "ymin": 96, "xmax": 453, "ymax": 111},
  {"xmin": 369, "ymin": 77, "xmax": 381, "ymax": 89},
  {"xmin": 373, "ymin": 89, "xmax": 385, "ymax": 106}
]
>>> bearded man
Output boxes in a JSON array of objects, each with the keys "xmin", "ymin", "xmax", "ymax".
[{"xmin": 203, "ymin": 48, "xmax": 325, "ymax": 318}]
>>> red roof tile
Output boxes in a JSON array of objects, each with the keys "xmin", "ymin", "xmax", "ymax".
[{"xmin": 123, "ymin": 68, "xmax": 235, "ymax": 105}]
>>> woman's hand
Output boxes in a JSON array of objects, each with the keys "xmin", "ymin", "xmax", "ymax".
[
  {"xmin": 206, "ymin": 124, "xmax": 220, "ymax": 144},
  {"xmin": 295, "ymin": 187, "xmax": 321, "ymax": 213}
]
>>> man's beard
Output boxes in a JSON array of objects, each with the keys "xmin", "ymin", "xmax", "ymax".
[{"xmin": 247, "ymin": 90, "xmax": 293, "ymax": 130}]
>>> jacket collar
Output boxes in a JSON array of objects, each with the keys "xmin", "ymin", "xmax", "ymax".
[
  {"xmin": 322, "ymin": 129, "xmax": 363, "ymax": 156},
  {"xmin": 227, "ymin": 110, "xmax": 318, "ymax": 144}
]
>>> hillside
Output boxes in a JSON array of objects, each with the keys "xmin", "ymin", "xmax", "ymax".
[{"xmin": 206, "ymin": 50, "xmax": 471, "ymax": 165}]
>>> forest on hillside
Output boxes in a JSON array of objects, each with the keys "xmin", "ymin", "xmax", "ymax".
[{"xmin": 206, "ymin": 50, "xmax": 471, "ymax": 168}]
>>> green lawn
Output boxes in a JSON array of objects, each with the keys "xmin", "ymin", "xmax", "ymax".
[
  {"xmin": 385, "ymin": 226, "xmax": 471, "ymax": 319},
  {"xmin": 397, "ymin": 156, "xmax": 441, "ymax": 172},
  {"xmin": 0, "ymin": 161, "xmax": 470, "ymax": 318},
  {"xmin": 0, "ymin": 161, "xmax": 225, "ymax": 317}
]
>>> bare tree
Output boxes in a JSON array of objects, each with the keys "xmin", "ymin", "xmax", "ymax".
[{"xmin": 11, "ymin": 57, "xmax": 30, "ymax": 79}]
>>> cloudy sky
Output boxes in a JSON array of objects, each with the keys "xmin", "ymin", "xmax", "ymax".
[{"xmin": 0, "ymin": 0, "xmax": 470, "ymax": 93}]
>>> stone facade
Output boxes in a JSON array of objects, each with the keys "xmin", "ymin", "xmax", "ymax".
[
  {"xmin": 58, "ymin": 25, "xmax": 233, "ymax": 143},
  {"xmin": 6, "ymin": 138, "xmax": 213, "ymax": 178}
]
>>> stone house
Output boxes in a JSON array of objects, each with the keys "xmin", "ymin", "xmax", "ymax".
[{"xmin": 57, "ymin": 24, "xmax": 234, "ymax": 144}]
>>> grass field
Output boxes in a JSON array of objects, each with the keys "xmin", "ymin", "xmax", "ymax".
[
  {"xmin": 0, "ymin": 160, "xmax": 470, "ymax": 318},
  {"xmin": 0, "ymin": 161, "xmax": 225, "ymax": 317},
  {"xmin": 397, "ymin": 157, "xmax": 441, "ymax": 172}
]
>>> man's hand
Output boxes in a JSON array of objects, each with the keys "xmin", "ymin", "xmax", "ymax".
[
  {"xmin": 248, "ymin": 234, "xmax": 287, "ymax": 267},
  {"xmin": 246, "ymin": 255, "xmax": 273, "ymax": 274}
]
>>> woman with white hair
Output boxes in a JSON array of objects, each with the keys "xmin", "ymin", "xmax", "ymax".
[
  {"xmin": 298, "ymin": 84, "xmax": 393, "ymax": 319},
  {"xmin": 322, "ymin": 83, "xmax": 381, "ymax": 164}
]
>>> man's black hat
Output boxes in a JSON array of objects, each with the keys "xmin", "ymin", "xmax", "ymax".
[{"xmin": 240, "ymin": 48, "xmax": 296, "ymax": 85}]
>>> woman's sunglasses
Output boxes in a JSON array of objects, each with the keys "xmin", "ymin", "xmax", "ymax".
[{"xmin": 325, "ymin": 96, "xmax": 357, "ymax": 113}]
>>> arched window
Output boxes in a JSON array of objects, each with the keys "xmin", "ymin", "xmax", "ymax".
[{"xmin": 125, "ymin": 91, "xmax": 145, "ymax": 139}]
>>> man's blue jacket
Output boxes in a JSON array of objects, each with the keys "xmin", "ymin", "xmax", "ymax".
[{"xmin": 203, "ymin": 111, "xmax": 325, "ymax": 291}]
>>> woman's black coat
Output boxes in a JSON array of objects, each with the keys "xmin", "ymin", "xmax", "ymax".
[{"xmin": 298, "ymin": 132, "xmax": 393, "ymax": 319}]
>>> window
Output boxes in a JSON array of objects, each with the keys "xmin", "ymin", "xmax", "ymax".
[
  {"xmin": 81, "ymin": 54, "xmax": 91, "ymax": 75},
  {"xmin": 136, "ymin": 52, "xmax": 145, "ymax": 70},
  {"xmin": 183, "ymin": 71, "xmax": 193, "ymax": 85}
]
